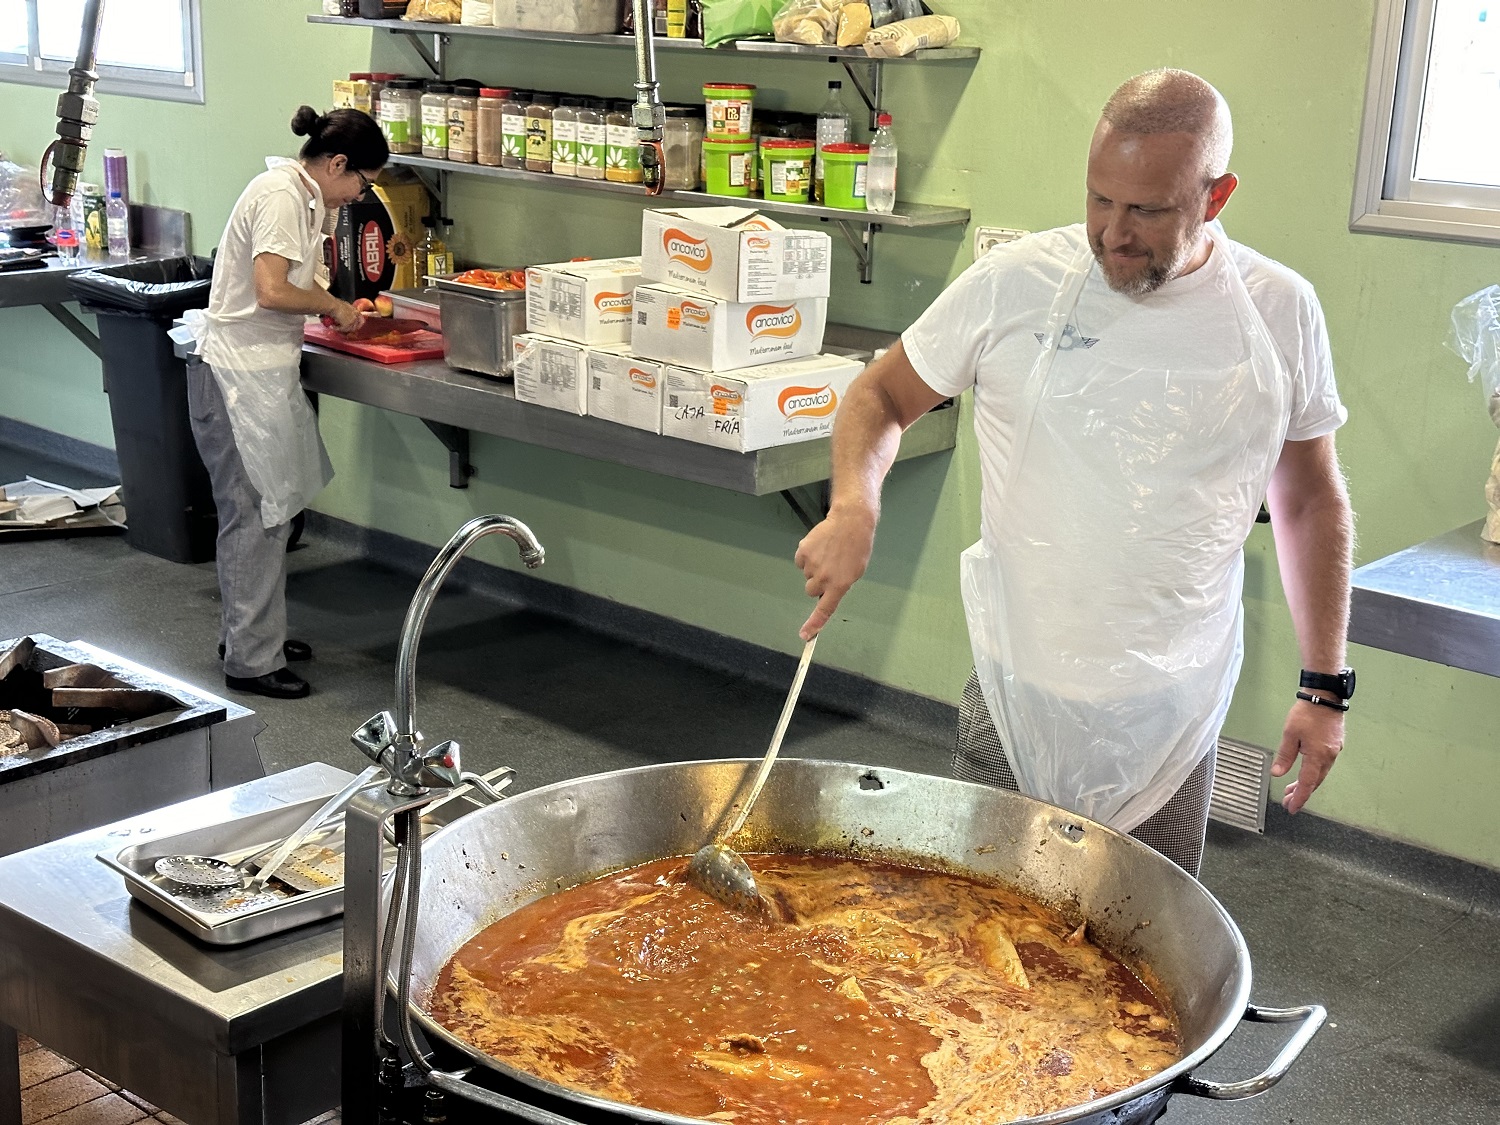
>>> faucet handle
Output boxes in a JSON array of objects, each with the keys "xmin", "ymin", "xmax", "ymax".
[
  {"xmin": 416, "ymin": 739, "xmax": 464, "ymax": 790},
  {"xmin": 351, "ymin": 710, "xmax": 398, "ymax": 765}
]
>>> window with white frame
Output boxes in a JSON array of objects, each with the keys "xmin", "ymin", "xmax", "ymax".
[
  {"xmin": 1353, "ymin": 0, "xmax": 1500, "ymax": 245},
  {"xmin": 0, "ymin": 0, "xmax": 202, "ymax": 104}
]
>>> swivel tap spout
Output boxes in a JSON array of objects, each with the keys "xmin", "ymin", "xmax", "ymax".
[{"xmin": 354, "ymin": 515, "xmax": 544, "ymax": 795}]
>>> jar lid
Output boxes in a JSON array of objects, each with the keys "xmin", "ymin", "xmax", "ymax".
[
  {"xmin": 350, "ymin": 72, "xmax": 372, "ymax": 80},
  {"xmin": 560, "ymin": 96, "xmax": 584, "ymax": 107},
  {"xmin": 451, "ymin": 78, "xmax": 482, "ymax": 90},
  {"xmin": 703, "ymin": 83, "xmax": 756, "ymax": 92},
  {"xmin": 703, "ymin": 135, "xmax": 757, "ymax": 149},
  {"xmin": 821, "ymin": 143, "xmax": 870, "ymax": 154},
  {"xmin": 424, "ymin": 81, "xmax": 453, "ymax": 94},
  {"xmin": 479, "ymin": 87, "xmax": 509, "ymax": 98},
  {"xmin": 531, "ymin": 93, "xmax": 558, "ymax": 106},
  {"xmin": 386, "ymin": 78, "xmax": 422, "ymax": 89},
  {"xmin": 760, "ymin": 138, "xmax": 815, "ymax": 150},
  {"xmin": 508, "ymin": 90, "xmax": 533, "ymax": 101}
]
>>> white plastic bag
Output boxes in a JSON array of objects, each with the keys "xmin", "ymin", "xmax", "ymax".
[{"xmin": 1446, "ymin": 284, "xmax": 1500, "ymax": 543}]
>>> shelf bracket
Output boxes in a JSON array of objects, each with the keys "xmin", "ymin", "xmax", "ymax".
[
  {"xmin": 388, "ymin": 27, "xmax": 445, "ymax": 77},
  {"xmin": 42, "ymin": 303, "xmax": 102, "ymax": 361},
  {"xmin": 779, "ymin": 485, "xmax": 829, "ymax": 533},
  {"xmin": 839, "ymin": 58, "xmax": 884, "ymax": 130},
  {"xmin": 421, "ymin": 420, "xmax": 474, "ymax": 488},
  {"xmin": 832, "ymin": 219, "xmax": 880, "ymax": 284}
]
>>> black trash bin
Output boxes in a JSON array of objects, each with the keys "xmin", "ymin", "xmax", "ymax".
[{"xmin": 68, "ymin": 257, "xmax": 218, "ymax": 564}]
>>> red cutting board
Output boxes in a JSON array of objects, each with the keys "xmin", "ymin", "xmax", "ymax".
[{"xmin": 303, "ymin": 321, "xmax": 446, "ymax": 364}]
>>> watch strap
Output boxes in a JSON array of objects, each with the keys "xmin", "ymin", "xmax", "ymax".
[
  {"xmin": 1297, "ymin": 690, "xmax": 1349, "ymax": 713},
  {"xmin": 1300, "ymin": 668, "xmax": 1354, "ymax": 699}
]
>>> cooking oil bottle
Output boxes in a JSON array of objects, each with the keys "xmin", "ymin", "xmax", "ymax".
[{"xmin": 418, "ymin": 217, "xmax": 452, "ymax": 281}]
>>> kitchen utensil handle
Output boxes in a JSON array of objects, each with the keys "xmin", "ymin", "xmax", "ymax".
[
  {"xmin": 250, "ymin": 764, "xmax": 384, "ymax": 890},
  {"xmin": 427, "ymin": 1069, "xmax": 586, "ymax": 1125},
  {"xmin": 1174, "ymin": 1002, "xmax": 1327, "ymax": 1100},
  {"xmin": 722, "ymin": 635, "xmax": 817, "ymax": 841}
]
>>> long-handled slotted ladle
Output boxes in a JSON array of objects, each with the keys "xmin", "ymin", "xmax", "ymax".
[{"xmin": 687, "ymin": 635, "xmax": 818, "ymax": 915}]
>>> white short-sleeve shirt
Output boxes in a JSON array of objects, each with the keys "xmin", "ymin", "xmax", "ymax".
[{"xmin": 902, "ymin": 224, "xmax": 1346, "ymax": 527}]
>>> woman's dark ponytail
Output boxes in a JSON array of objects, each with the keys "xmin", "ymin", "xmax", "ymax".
[{"xmin": 290, "ymin": 105, "xmax": 389, "ymax": 173}]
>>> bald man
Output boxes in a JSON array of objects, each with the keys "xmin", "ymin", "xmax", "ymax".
[{"xmin": 794, "ymin": 70, "xmax": 1353, "ymax": 876}]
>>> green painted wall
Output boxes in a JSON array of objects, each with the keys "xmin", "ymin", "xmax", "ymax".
[{"xmin": 3, "ymin": 1, "xmax": 1497, "ymax": 866}]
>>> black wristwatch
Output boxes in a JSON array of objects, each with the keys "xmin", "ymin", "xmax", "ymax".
[{"xmin": 1297, "ymin": 668, "xmax": 1355, "ymax": 711}]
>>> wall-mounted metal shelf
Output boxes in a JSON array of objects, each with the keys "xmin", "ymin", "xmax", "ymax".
[{"xmin": 308, "ymin": 14, "xmax": 976, "ymax": 282}]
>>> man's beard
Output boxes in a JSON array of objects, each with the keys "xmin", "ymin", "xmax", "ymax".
[{"xmin": 1089, "ymin": 233, "xmax": 1196, "ymax": 296}]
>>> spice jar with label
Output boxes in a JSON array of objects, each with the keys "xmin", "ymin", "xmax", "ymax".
[
  {"xmin": 605, "ymin": 101, "xmax": 643, "ymax": 183},
  {"xmin": 380, "ymin": 78, "xmax": 422, "ymax": 155},
  {"xmin": 574, "ymin": 99, "xmax": 607, "ymax": 181},
  {"xmin": 421, "ymin": 81, "xmax": 453, "ymax": 160},
  {"xmin": 500, "ymin": 89, "xmax": 530, "ymax": 170},
  {"xmin": 477, "ymin": 87, "xmax": 507, "ymax": 167},
  {"xmin": 661, "ymin": 106, "xmax": 704, "ymax": 191},
  {"xmin": 447, "ymin": 84, "xmax": 479, "ymax": 163},
  {"xmin": 551, "ymin": 97, "xmax": 581, "ymax": 178},
  {"xmin": 525, "ymin": 93, "xmax": 557, "ymax": 173}
]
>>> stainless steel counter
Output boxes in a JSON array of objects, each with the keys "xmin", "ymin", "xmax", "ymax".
[
  {"xmin": 1349, "ymin": 519, "xmax": 1500, "ymax": 677},
  {"xmin": 301, "ymin": 330, "xmax": 959, "ymax": 497},
  {"xmin": 0, "ymin": 763, "xmax": 353, "ymax": 1125}
]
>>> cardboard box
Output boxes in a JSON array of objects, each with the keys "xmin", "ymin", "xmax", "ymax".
[
  {"xmin": 631, "ymin": 283, "xmax": 826, "ymax": 372},
  {"xmin": 661, "ymin": 352, "xmax": 864, "ymax": 452},
  {"xmin": 513, "ymin": 334, "xmax": 588, "ymax": 415},
  {"xmin": 585, "ymin": 347, "xmax": 663, "ymax": 434},
  {"xmin": 330, "ymin": 195, "xmax": 394, "ymax": 302},
  {"xmin": 373, "ymin": 178, "xmax": 432, "ymax": 292},
  {"xmin": 640, "ymin": 207, "xmax": 831, "ymax": 302},
  {"xmin": 525, "ymin": 257, "xmax": 642, "ymax": 346}
]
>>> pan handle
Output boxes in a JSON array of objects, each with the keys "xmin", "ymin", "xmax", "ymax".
[
  {"xmin": 426, "ymin": 1069, "xmax": 588, "ymax": 1125},
  {"xmin": 1174, "ymin": 1002, "xmax": 1327, "ymax": 1101}
]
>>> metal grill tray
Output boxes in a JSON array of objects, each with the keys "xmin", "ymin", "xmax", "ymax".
[{"xmin": 96, "ymin": 791, "xmax": 374, "ymax": 946}]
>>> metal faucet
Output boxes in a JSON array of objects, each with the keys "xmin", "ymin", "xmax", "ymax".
[{"xmin": 352, "ymin": 515, "xmax": 545, "ymax": 796}]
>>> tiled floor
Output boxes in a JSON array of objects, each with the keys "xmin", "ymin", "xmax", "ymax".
[
  {"xmin": 16, "ymin": 1036, "xmax": 342, "ymax": 1125},
  {"xmin": 2, "ymin": 443, "xmax": 1499, "ymax": 1124}
]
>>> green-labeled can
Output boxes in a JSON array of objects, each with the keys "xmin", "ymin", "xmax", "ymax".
[
  {"xmin": 702, "ymin": 135, "xmax": 756, "ymax": 197},
  {"xmin": 821, "ymin": 143, "xmax": 870, "ymax": 210},
  {"xmin": 759, "ymin": 138, "xmax": 815, "ymax": 203}
]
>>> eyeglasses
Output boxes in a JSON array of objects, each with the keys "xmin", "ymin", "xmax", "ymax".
[{"xmin": 352, "ymin": 169, "xmax": 375, "ymax": 195}]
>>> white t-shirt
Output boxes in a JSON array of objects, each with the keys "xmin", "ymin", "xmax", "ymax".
[
  {"xmin": 203, "ymin": 158, "xmax": 328, "ymax": 369},
  {"xmin": 903, "ymin": 224, "xmax": 1346, "ymax": 537}
]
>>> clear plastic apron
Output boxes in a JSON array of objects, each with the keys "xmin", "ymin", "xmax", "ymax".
[
  {"xmin": 199, "ymin": 161, "xmax": 333, "ymax": 530},
  {"xmin": 960, "ymin": 222, "xmax": 1290, "ymax": 831}
]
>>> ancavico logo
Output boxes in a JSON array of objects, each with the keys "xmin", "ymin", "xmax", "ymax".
[
  {"xmin": 594, "ymin": 290, "xmax": 634, "ymax": 315},
  {"xmin": 778, "ymin": 384, "xmax": 837, "ymax": 420},
  {"xmin": 679, "ymin": 301, "xmax": 712, "ymax": 325},
  {"xmin": 710, "ymin": 383, "xmax": 743, "ymax": 414},
  {"xmin": 664, "ymin": 228, "xmax": 713, "ymax": 272},
  {"xmin": 746, "ymin": 304, "xmax": 801, "ymax": 339},
  {"xmin": 745, "ymin": 235, "xmax": 772, "ymax": 250},
  {"xmin": 628, "ymin": 368, "xmax": 657, "ymax": 389}
]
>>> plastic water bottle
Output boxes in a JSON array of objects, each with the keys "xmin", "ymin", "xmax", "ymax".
[
  {"xmin": 106, "ymin": 191, "xmax": 130, "ymax": 258},
  {"xmin": 866, "ymin": 113, "xmax": 898, "ymax": 214},
  {"xmin": 814, "ymin": 81, "xmax": 852, "ymax": 204},
  {"xmin": 51, "ymin": 205, "xmax": 80, "ymax": 263}
]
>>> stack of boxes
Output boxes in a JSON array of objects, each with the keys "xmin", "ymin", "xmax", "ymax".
[{"xmin": 512, "ymin": 206, "xmax": 864, "ymax": 452}]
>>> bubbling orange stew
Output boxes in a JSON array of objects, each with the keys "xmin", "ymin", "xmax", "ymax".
[{"xmin": 431, "ymin": 854, "xmax": 1181, "ymax": 1125}]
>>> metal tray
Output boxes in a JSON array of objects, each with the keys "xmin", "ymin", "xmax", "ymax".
[
  {"xmin": 426, "ymin": 272, "xmax": 527, "ymax": 301},
  {"xmin": 98, "ymin": 790, "xmax": 366, "ymax": 945}
]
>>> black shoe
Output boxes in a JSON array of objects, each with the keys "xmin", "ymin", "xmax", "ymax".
[
  {"xmin": 219, "ymin": 640, "xmax": 313, "ymax": 662},
  {"xmin": 225, "ymin": 668, "xmax": 311, "ymax": 699}
]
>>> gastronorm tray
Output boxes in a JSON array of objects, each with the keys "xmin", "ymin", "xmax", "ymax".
[
  {"xmin": 426, "ymin": 271, "xmax": 528, "ymax": 300},
  {"xmin": 97, "ymin": 770, "xmax": 505, "ymax": 945}
]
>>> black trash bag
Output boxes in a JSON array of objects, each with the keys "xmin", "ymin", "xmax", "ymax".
[{"xmin": 66, "ymin": 256, "xmax": 213, "ymax": 318}]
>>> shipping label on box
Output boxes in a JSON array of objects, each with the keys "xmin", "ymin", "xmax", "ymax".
[
  {"xmin": 631, "ymin": 284, "xmax": 826, "ymax": 372},
  {"xmin": 513, "ymin": 333, "xmax": 588, "ymax": 415},
  {"xmin": 661, "ymin": 352, "xmax": 864, "ymax": 452},
  {"xmin": 640, "ymin": 208, "xmax": 831, "ymax": 303},
  {"xmin": 525, "ymin": 256, "xmax": 641, "ymax": 346},
  {"xmin": 585, "ymin": 346, "xmax": 662, "ymax": 434}
]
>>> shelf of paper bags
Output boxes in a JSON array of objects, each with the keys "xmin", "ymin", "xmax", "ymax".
[
  {"xmin": 307, "ymin": 15, "xmax": 980, "ymax": 61},
  {"xmin": 299, "ymin": 326, "xmax": 956, "ymax": 499}
]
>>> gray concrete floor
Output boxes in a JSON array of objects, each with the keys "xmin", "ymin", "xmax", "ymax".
[{"xmin": 1, "ymin": 445, "xmax": 1497, "ymax": 1124}]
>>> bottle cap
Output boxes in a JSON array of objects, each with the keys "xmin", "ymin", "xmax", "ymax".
[
  {"xmin": 876, "ymin": 113, "xmax": 893, "ymax": 127},
  {"xmin": 108, "ymin": 190, "xmax": 122, "ymax": 199},
  {"xmin": 829, "ymin": 80, "xmax": 842, "ymax": 88}
]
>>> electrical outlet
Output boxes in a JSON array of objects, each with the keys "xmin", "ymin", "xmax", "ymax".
[{"xmin": 974, "ymin": 226, "xmax": 1028, "ymax": 258}]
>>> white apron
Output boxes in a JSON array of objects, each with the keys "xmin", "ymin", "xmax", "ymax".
[
  {"xmin": 199, "ymin": 159, "xmax": 334, "ymax": 530},
  {"xmin": 961, "ymin": 222, "xmax": 1291, "ymax": 831}
]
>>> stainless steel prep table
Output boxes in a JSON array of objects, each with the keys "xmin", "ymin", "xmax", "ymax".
[
  {"xmin": 0, "ymin": 762, "xmax": 354, "ymax": 1125},
  {"xmin": 300, "ymin": 325, "xmax": 959, "ymax": 517},
  {"xmin": 1349, "ymin": 519, "xmax": 1500, "ymax": 677},
  {"xmin": 0, "ymin": 253, "xmax": 176, "ymax": 359}
]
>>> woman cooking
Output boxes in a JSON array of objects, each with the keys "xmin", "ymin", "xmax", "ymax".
[{"xmin": 189, "ymin": 106, "xmax": 388, "ymax": 700}]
